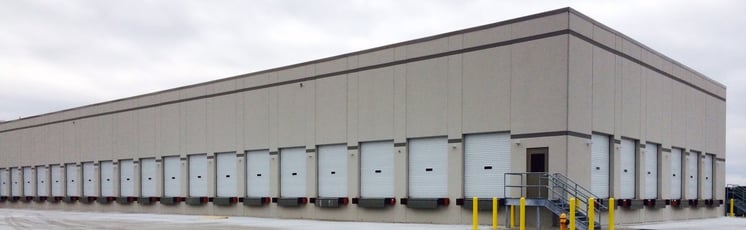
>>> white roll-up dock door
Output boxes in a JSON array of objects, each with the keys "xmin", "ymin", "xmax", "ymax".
[
  {"xmin": 620, "ymin": 139, "xmax": 636, "ymax": 199},
  {"xmin": 590, "ymin": 134, "xmax": 610, "ymax": 198},
  {"xmin": 100, "ymin": 161, "xmax": 114, "ymax": 197},
  {"xmin": 23, "ymin": 167, "xmax": 34, "ymax": 197},
  {"xmin": 464, "ymin": 133, "xmax": 511, "ymax": 198},
  {"xmin": 66, "ymin": 164, "xmax": 79, "ymax": 196},
  {"xmin": 280, "ymin": 148, "xmax": 306, "ymax": 197},
  {"xmin": 83, "ymin": 162, "xmax": 95, "ymax": 197},
  {"xmin": 408, "ymin": 137, "xmax": 448, "ymax": 198},
  {"xmin": 687, "ymin": 152, "xmax": 699, "ymax": 199},
  {"xmin": 703, "ymin": 154, "xmax": 713, "ymax": 199},
  {"xmin": 51, "ymin": 165, "xmax": 63, "ymax": 197},
  {"xmin": 36, "ymin": 166, "xmax": 48, "ymax": 197},
  {"xmin": 0, "ymin": 169, "xmax": 8, "ymax": 197},
  {"xmin": 120, "ymin": 160, "xmax": 135, "ymax": 197},
  {"xmin": 140, "ymin": 158, "xmax": 157, "ymax": 197},
  {"xmin": 246, "ymin": 150, "xmax": 270, "ymax": 197},
  {"xmin": 318, "ymin": 144, "xmax": 347, "ymax": 198},
  {"xmin": 644, "ymin": 143, "xmax": 658, "ymax": 199},
  {"xmin": 163, "ymin": 156, "xmax": 181, "ymax": 197},
  {"xmin": 360, "ymin": 141, "xmax": 394, "ymax": 198},
  {"xmin": 11, "ymin": 168, "xmax": 21, "ymax": 197},
  {"xmin": 188, "ymin": 154, "xmax": 207, "ymax": 197},
  {"xmin": 216, "ymin": 152, "xmax": 237, "ymax": 197},
  {"xmin": 670, "ymin": 148, "xmax": 682, "ymax": 199}
]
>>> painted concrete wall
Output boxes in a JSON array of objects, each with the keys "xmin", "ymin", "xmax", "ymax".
[{"xmin": 0, "ymin": 8, "xmax": 725, "ymax": 227}]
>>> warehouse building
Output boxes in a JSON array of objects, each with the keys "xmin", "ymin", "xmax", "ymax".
[{"xmin": 0, "ymin": 7, "xmax": 726, "ymax": 228}]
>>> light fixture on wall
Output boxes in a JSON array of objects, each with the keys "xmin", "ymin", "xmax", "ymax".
[{"xmin": 515, "ymin": 140, "xmax": 521, "ymax": 146}]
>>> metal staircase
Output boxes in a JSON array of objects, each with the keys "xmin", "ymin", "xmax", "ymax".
[
  {"xmin": 726, "ymin": 184, "xmax": 746, "ymax": 216},
  {"xmin": 504, "ymin": 172, "xmax": 605, "ymax": 230}
]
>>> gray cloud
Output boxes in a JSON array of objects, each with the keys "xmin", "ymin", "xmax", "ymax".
[{"xmin": 1, "ymin": 0, "xmax": 745, "ymax": 183}]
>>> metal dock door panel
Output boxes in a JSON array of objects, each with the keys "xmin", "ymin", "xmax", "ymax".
[
  {"xmin": 216, "ymin": 153, "xmax": 237, "ymax": 197},
  {"xmin": 36, "ymin": 166, "xmax": 49, "ymax": 196},
  {"xmin": 51, "ymin": 165, "xmax": 63, "ymax": 197},
  {"xmin": 620, "ymin": 139, "xmax": 636, "ymax": 199},
  {"xmin": 408, "ymin": 137, "xmax": 448, "ymax": 198},
  {"xmin": 280, "ymin": 148, "xmax": 306, "ymax": 197},
  {"xmin": 590, "ymin": 134, "xmax": 610, "ymax": 198},
  {"xmin": 703, "ymin": 154, "xmax": 713, "ymax": 199},
  {"xmin": 66, "ymin": 164, "xmax": 79, "ymax": 196},
  {"xmin": 318, "ymin": 144, "xmax": 348, "ymax": 197},
  {"xmin": 465, "ymin": 133, "xmax": 511, "ymax": 198},
  {"xmin": 360, "ymin": 141, "xmax": 394, "ymax": 198},
  {"xmin": 120, "ymin": 160, "xmax": 135, "ymax": 197},
  {"xmin": 687, "ymin": 152, "xmax": 699, "ymax": 199},
  {"xmin": 163, "ymin": 156, "xmax": 181, "ymax": 197},
  {"xmin": 83, "ymin": 162, "xmax": 95, "ymax": 197},
  {"xmin": 23, "ymin": 167, "xmax": 34, "ymax": 197},
  {"xmin": 11, "ymin": 168, "xmax": 21, "ymax": 197},
  {"xmin": 670, "ymin": 148, "xmax": 682, "ymax": 199},
  {"xmin": 246, "ymin": 150, "xmax": 270, "ymax": 197},
  {"xmin": 100, "ymin": 161, "xmax": 114, "ymax": 197},
  {"xmin": 644, "ymin": 143, "xmax": 658, "ymax": 199},
  {"xmin": 141, "ymin": 158, "xmax": 157, "ymax": 197},
  {"xmin": 188, "ymin": 154, "xmax": 207, "ymax": 197},
  {"xmin": 0, "ymin": 169, "xmax": 9, "ymax": 197}
]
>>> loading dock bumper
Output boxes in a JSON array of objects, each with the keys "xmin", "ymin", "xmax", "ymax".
[
  {"xmin": 669, "ymin": 199, "xmax": 689, "ymax": 208},
  {"xmin": 354, "ymin": 198, "xmax": 396, "ymax": 208},
  {"xmin": 97, "ymin": 196, "xmax": 116, "ymax": 204},
  {"xmin": 243, "ymin": 197, "xmax": 271, "ymax": 206},
  {"xmin": 80, "ymin": 196, "xmax": 97, "ymax": 203},
  {"xmin": 160, "ymin": 196, "xmax": 184, "ymax": 205},
  {"xmin": 276, "ymin": 197, "xmax": 308, "ymax": 207},
  {"xmin": 116, "ymin": 196, "xmax": 137, "ymax": 204},
  {"xmin": 185, "ymin": 196, "xmax": 209, "ymax": 206},
  {"xmin": 617, "ymin": 199, "xmax": 644, "ymax": 209},
  {"xmin": 23, "ymin": 196, "xmax": 33, "ymax": 202},
  {"xmin": 213, "ymin": 197, "xmax": 239, "ymax": 206},
  {"xmin": 62, "ymin": 196, "xmax": 79, "ymax": 203},
  {"xmin": 0, "ymin": 196, "xmax": 7, "ymax": 202},
  {"xmin": 315, "ymin": 197, "xmax": 349, "ymax": 208},
  {"xmin": 138, "ymin": 197, "xmax": 160, "ymax": 205},
  {"xmin": 401, "ymin": 198, "xmax": 449, "ymax": 209},
  {"xmin": 33, "ymin": 196, "xmax": 48, "ymax": 202},
  {"xmin": 457, "ymin": 198, "xmax": 504, "ymax": 211},
  {"xmin": 51, "ymin": 196, "xmax": 63, "ymax": 203}
]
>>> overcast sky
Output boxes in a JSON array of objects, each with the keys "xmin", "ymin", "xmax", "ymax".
[{"xmin": 1, "ymin": 1, "xmax": 744, "ymax": 185}]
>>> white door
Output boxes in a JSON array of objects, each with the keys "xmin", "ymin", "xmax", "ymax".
[
  {"xmin": 246, "ymin": 150, "xmax": 270, "ymax": 197},
  {"xmin": 141, "ymin": 158, "xmax": 157, "ymax": 197},
  {"xmin": 163, "ymin": 156, "xmax": 181, "ymax": 197},
  {"xmin": 408, "ymin": 137, "xmax": 448, "ymax": 198},
  {"xmin": 51, "ymin": 165, "xmax": 63, "ymax": 197},
  {"xmin": 66, "ymin": 164, "xmax": 79, "ymax": 196},
  {"xmin": 216, "ymin": 153, "xmax": 237, "ymax": 197},
  {"xmin": 188, "ymin": 154, "xmax": 207, "ymax": 197},
  {"xmin": 0, "ymin": 169, "xmax": 8, "ymax": 197},
  {"xmin": 11, "ymin": 168, "xmax": 21, "ymax": 197},
  {"xmin": 100, "ymin": 161, "xmax": 114, "ymax": 197},
  {"xmin": 280, "ymin": 148, "xmax": 306, "ymax": 197},
  {"xmin": 318, "ymin": 144, "xmax": 347, "ymax": 198},
  {"xmin": 36, "ymin": 166, "xmax": 49, "ymax": 196},
  {"xmin": 590, "ymin": 134, "xmax": 610, "ymax": 198},
  {"xmin": 361, "ymin": 141, "xmax": 394, "ymax": 198},
  {"xmin": 120, "ymin": 160, "xmax": 135, "ymax": 197},
  {"xmin": 83, "ymin": 162, "xmax": 95, "ymax": 197},
  {"xmin": 687, "ymin": 152, "xmax": 699, "ymax": 199},
  {"xmin": 644, "ymin": 143, "xmax": 658, "ymax": 199},
  {"xmin": 620, "ymin": 139, "xmax": 636, "ymax": 199},
  {"xmin": 703, "ymin": 154, "xmax": 713, "ymax": 199},
  {"xmin": 670, "ymin": 148, "xmax": 682, "ymax": 199},
  {"xmin": 23, "ymin": 167, "xmax": 34, "ymax": 197},
  {"xmin": 465, "ymin": 133, "xmax": 511, "ymax": 198}
]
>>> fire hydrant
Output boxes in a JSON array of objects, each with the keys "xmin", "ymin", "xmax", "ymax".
[{"xmin": 559, "ymin": 213, "xmax": 568, "ymax": 230}]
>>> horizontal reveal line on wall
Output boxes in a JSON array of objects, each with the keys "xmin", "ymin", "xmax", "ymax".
[{"xmin": 510, "ymin": 130, "xmax": 590, "ymax": 139}]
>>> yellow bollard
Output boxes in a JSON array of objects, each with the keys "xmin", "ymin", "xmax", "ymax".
[
  {"xmin": 588, "ymin": 198, "xmax": 595, "ymax": 230},
  {"xmin": 473, "ymin": 197, "xmax": 478, "ymax": 230},
  {"xmin": 609, "ymin": 198, "xmax": 615, "ymax": 230},
  {"xmin": 569, "ymin": 198, "xmax": 576, "ymax": 230},
  {"xmin": 492, "ymin": 197, "xmax": 498, "ymax": 230},
  {"xmin": 731, "ymin": 198, "xmax": 735, "ymax": 217},
  {"xmin": 510, "ymin": 205, "xmax": 515, "ymax": 228},
  {"xmin": 520, "ymin": 197, "xmax": 526, "ymax": 230}
]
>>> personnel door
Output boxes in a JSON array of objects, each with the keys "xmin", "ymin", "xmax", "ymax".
[{"xmin": 526, "ymin": 148, "xmax": 548, "ymax": 198}]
